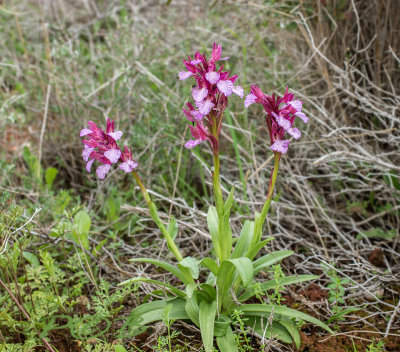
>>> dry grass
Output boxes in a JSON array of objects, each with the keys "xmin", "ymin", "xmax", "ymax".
[{"xmin": 1, "ymin": 0, "xmax": 399, "ymax": 350}]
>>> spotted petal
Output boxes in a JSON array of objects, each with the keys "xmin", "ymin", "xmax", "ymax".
[
  {"xmin": 119, "ymin": 160, "xmax": 138, "ymax": 173},
  {"xmin": 217, "ymin": 79, "xmax": 234, "ymax": 96},
  {"xmin": 185, "ymin": 139, "xmax": 202, "ymax": 149},
  {"xmin": 108, "ymin": 131, "xmax": 123, "ymax": 141},
  {"xmin": 197, "ymin": 99, "xmax": 214, "ymax": 116},
  {"xmin": 104, "ymin": 148, "xmax": 121, "ymax": 164},
  {"xmin": 82, "ymin": 147, "xmax": 94, "ymax": 162},
  {"xmin": 190, "ymin": 59, "xmax": 202, "ymax": 65},
  {"xmin": 271, "ymin": 139, "xmax": 290, "ymax": 154},
  {"xmin": 178, "ymin": 71, "xmax": 193, "ymax": 80},
  {"xmin": 192, "ymin": 87, "xmax": 208, "ymax": 103},
  {"xmin": 289, "ymin": 100, "xmax": 302, "ymax": 112},
  {"xmin": 274, "ymin": 113, "xmax": 291, "ymax": 131},
  {"xmin": 232, "ymin": 86, "xmax": 244, "ymax": 99},
  {"xmin": 96, "ymin": 164, "xmax": 111, "ymax": 179},
  {"xmin": 80, "ymin": 128, "xmax": 92, "ymax": 137},
  {"xmin": 205, "ymin": 71, "xmax": 220, "ymax": 84},
  {"xmin": 295, "ymin": 111, "xmax": 308, "ymax": 124},
  {"xmin": 287, "ymin": 127, "xmax": 301, "ymax": 139},
  {"xmin": 244, "ymin": 94, "xmax": 257, "ymax": 108},
  {"xmin": 86, "ymin": 159, "xmax": 94, "ymax": 173}
]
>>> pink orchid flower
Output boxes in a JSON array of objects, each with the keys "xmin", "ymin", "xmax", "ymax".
[
  {"xmin": 179, "ymin": 43, "xmax": 243, "ymax": 150},
  {"xmin": 80, "ymin": 118, "xmax": 138, "ymax": 179},
  {"xmin": 244, "ymin": 86, "xmax": 308, "ymax": 154}
]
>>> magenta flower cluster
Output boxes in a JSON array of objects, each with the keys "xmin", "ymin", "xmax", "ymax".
[
  {"xmin": 244, "ymin": 85, "xmax": 308, "ymax": 154},
  {"xmin": 179, "ymin": 43, "xmax": 244, "ymax": 149},
  {"xmin": 80, "ymin": 118, "xmax": 138, "ymax": 179}
]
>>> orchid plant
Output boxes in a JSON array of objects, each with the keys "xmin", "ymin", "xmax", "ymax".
[{"xmin": 80, "ymin": 43, "xmax": 331, "ymax": 351}]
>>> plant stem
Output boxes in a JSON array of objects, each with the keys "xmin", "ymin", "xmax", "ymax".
[
  {"xmin": 212, "ymin": 151, "xmax": 224, "ymax": 217},
  {"xmin": 254, "ymin": 152, "xmax": 281, "ymax": 244},
  {"xmin": 132, "ymin": 171, "xmax": 184, "ymax": 262}
]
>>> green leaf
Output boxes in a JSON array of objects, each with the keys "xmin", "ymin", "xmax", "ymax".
[
  {"xmin": 114, "ymin": 345, "xmax": 128, "ymax": 352},
  {"xmin": 245, "ymin": 317, "xmax": 293, "ymax": 344},
  {"xmin": 219, "ymin": 209, "xmax": 233, "ymax": 261},
  {"xmin": 199, "ymin": 284, "xmax": 217, "ymax": 301},
  {"xmin": 223, "ymin": 187, "xmax": 235, "ymax": 215},
  {"xmin": 246, "ymin": 238, "xmax": 274, "ymax": 260},
  {"xmin": 239, "ymin": 275, "xmax": 319, "ymax": 302},
  {"xmin": 185, "ymin": 294, "xmax": 200, "ymax": 326},
  {"xmin": 70, "ymin": 210, "xmax": 91, "ymax": 250},
  {"xmin": 253, "ymin": 250, "xmax": 293, "ymax": 274},
  {"xmin": 217, "ymin": 257, "xmax": 254, "ymax": 311},
  {"xmin": 216, "ymin": 326, "xmax": 239, "ymax": 352},
  {"xmin": 125, "ymin": 298, "xmax": 188, "ymax": 331},
  {"xmin": 199, "ymin": 300, "xmax": 217, "ymax": 352},
  {"xmin": 207, "ymin": 206, "xmax": 221, "ymax": 259},
  {"xmin": 167, "ymin": 217, "xmax": 178, "ymax": 240},
  {"xmin": 231, "ymin": 220, "xmax": 254, "ymax": 259},
  {"xmin": 179, "ymin": 257, "xmax": 200, "ymax": 280},
  {"xmin": 238, "ymin": 304, "xmax": 333, "ymax": 333},
  {"xmin": 356, "ymin": 228, "xmax": 397, "ymax": 240},
  {"xmin": 280, "ymin": 318, "xmax": 301, "ymax": 349},
  {"xmin": 214, "ymin": 314, "xmax": 232, "ymax": 337},
  {"xmin": 44, "ymin": 167, "xmax": 58, "ymax": 188},
  {"xmin": 118, "ymin": 277, "xmax": 185, "ymax": 298},
  {"xmin": 22, "ymin": 252, "xmax": 39, "ymax": 267},
  {"xmin": 200, "ymin": 257, "xmax": 219, "ymax": 276},
  {"xmin": 130, "ymin": 258, "xmax": 188, "ymax": 284}
]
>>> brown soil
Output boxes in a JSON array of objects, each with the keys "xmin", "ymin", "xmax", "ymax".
[
  {"xmin": 299, "ymin": 331, "xmax": 400, "ymax": 352},
  {"xmin": 298, "ymin": 283, "xmax": 328, "ymax": 302}
]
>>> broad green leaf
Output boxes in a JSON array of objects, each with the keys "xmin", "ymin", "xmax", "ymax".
[
  {"xmin": 199, "ymin": 300, "xmax": 217, "ymax": 352},
  {"xmin": 219, "ymin": 211, "xmax": 232, "ymax": 261},
  {"xmin": 217, "ymin": 257, "xmax": 253, "ymax": 311},
  {"xmin": 238, "ymin": 304, "xmax": 333, "ymax": 333},
  {"xmin": 207, "ymin": 206, "xmax": 221, "ymax": 259},
  {"xmin": 126, "ymin": 298, "xmax": 188, "ymax": 330},
  {"xmin": 70, "ymin": 210, "xmax": 91, "ymax": 250},
  {"xmin": 223, "ymin": 187, "xmax": 235, "ymax": 215},
  {"xmin": 253, "ymin": 250, "xmax": 293, "ymax": 274},
  {"xmin": 199, "ymin": 284, "xmax": 217, "ymax": 301},
  {"xmin": 44, "ymin": 167, "xmax": 58, "ymax": 188},
  {"xmin": 185, "ymin": 294, "xmax": 200, "ymax": 326},
  {"xmin": 179, "ymin": 257, "xmax": 200, "ymax": 280},
  {"xmin": 200, "ymin": 257, "xmax": 219, "ymax": 276},
  {"xmin": 22, "ymin": 252, "xmax": 39, "ymax": 267},
  {"xmin": 74, "ymin": 210, "xmax": 91, "ymax": 233},
  {"xmin": 239, "ymin": 275, "xmax": 319, "ymax": 302},
  {"xmin": 231, "ymin": 220, "xmax": 254, "ymax": 259},
  {"xmin": 280, "ymin": 318, "xmax": 301, "ymax": 349},
  {"xmin": 167, "ymin": 217, "xmax": 178, "ymax": 240},
  {"xmin": 114, "ymin": 345, "xmax": 128, "ymax": 352},
  {"xmin": 216, "ymin": 326, "xmax": 238, "ymax": 352},
  {"xmin": 246, "ymin": 238, "xmax": 274, "ymax": 260},
  {"xmin": 118, "ymin": 277, "xmax": 185, "ymax": 298},
  {"xmin": 251, "ymin": 211, "xmax": 262, "ymax": 248},
  {"xmin": 130, "ymin": 258, "xmax": 188, "ymax": 283},
  {"xmin": 245, "ymin": 317, "xmax": 293, "ymax": 344},
  {"xmin": 214, "ymin": 314, "xmax": 232, "ymax": 337}
]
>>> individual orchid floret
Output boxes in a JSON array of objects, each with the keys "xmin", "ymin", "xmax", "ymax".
[
  {"xmin": 179, "ymin": 43, "xmax": 243, "ymax": 151},
  {"xmin": 184, "ymin": 122, "xmax": 216, "ymax": 149},
  {"xmin": 244, "ymin": 85, "xmax": 308, "ymax": 154},
  {"xmin": 80, "ymin": 118, "xmax": 138, "ymax": 179},
  {"xmin": 119, "ymin": 146, "xmax": 138, "ymax": 173}
]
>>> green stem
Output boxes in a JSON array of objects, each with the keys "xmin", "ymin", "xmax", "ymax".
[
  {"xmin": 253, "ymin": 153, "xmax": 281, "ymax": 245},
  {"xmin": 212, "ymin": 152, "xmax": 224, "ymax": 218},
  {"xmin": 132, "ymin": 171, "xmax": 184, "ymax": 262}
]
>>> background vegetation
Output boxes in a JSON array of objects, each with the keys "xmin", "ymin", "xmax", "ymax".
[{"xmin": 0, "ymin": 0, "xmax": 399, "ymax": 351}]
